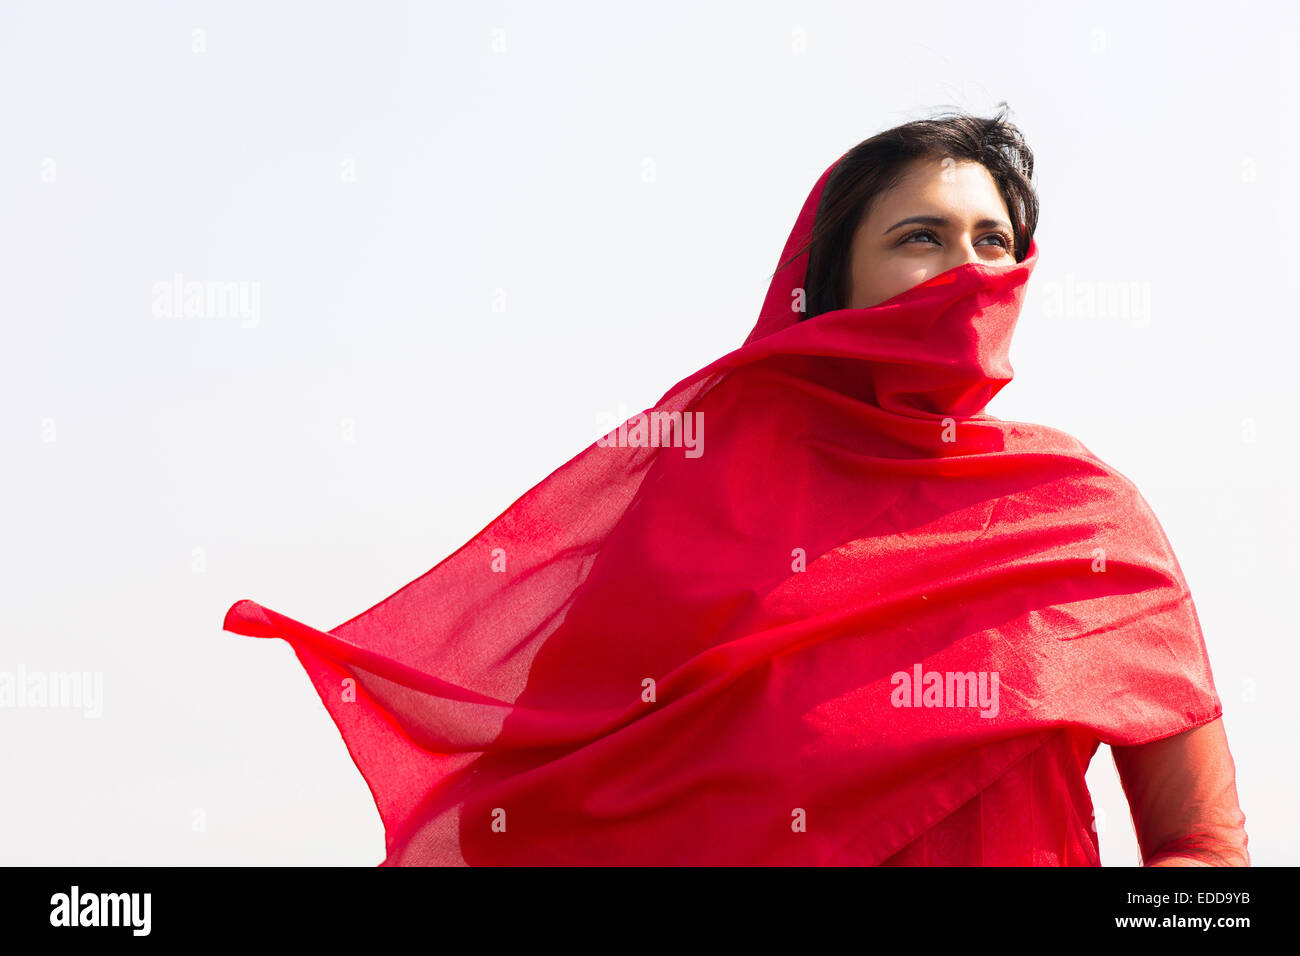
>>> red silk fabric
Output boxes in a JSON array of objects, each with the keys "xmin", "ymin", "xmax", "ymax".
[{"xmin": 224, "ymin": 153, "xmax": 1222, "ymax": 865}]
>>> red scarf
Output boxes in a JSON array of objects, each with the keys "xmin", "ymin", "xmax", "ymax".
[{"xmin": 224, "ymin": 154, "xmax": 1221, "ymax": 865}]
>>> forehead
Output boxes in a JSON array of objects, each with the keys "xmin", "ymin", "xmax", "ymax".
[{"xmin": 863, "ymin": 157, "xmax": 1008, "ymax": 221}]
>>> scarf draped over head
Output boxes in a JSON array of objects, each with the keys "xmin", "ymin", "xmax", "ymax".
[{"xmin": 224, "ymin": 152, "xmax": 1221, "ymax": 865}]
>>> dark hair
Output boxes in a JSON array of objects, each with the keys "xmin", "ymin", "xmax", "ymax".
[{"xmin": 788, "ymin": 104, "xmax": 1038, "ymax": 320}]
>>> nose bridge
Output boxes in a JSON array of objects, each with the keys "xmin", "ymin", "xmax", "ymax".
[{"xmin": 951, "ymin": 230, "xmax": 983, "ymax": 269}]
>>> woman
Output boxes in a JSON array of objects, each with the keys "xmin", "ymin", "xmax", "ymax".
[
  {"xmin": 225, "ymin": 107, "xmax": 1249, "ymax": 866},
  {"xmin": 790, "ymin": 109, "xmax": 1249, "ymax": 866}
]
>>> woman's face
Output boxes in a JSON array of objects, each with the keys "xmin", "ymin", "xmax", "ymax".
[{"xmin": 845, "ymin": 156, "xmax": 1017, "ymax": 309}]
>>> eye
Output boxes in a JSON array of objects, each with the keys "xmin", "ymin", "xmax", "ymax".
[
  {"xmin": 979, "ymin": 232, "xmax": 1014, "ymax": 249},
  {"xmin": 899, "ymin": 229, "xmax": 940, "ymax": 245}
]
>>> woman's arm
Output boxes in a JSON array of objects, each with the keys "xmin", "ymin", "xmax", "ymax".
[{"xmin": 1110, "ymin": 716, "xmax": 1249, "ymax": 866}]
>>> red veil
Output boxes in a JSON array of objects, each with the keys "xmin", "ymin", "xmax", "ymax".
[{"xmin": 224, "ymin": 153, "xmax": 1222, "ymax": 865}]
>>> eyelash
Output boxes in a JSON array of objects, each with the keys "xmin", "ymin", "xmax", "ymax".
[{"xmin": 900, "ymin": 228, "xmax": 1013, "ymax": 250}]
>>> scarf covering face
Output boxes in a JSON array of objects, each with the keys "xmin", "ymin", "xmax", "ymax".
[{"xmin": 224, "ymin": 153, "xmax": 1222, "ymax": 865}]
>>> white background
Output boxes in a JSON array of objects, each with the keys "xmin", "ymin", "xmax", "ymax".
[{"xmin": 2, "ymin": 0, "xmax": 1295, "ymax": 865}]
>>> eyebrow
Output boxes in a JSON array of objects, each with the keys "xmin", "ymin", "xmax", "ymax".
[{"xmin": 882, "ymin": 215, "xmax": 1014, "ymax": 236}]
